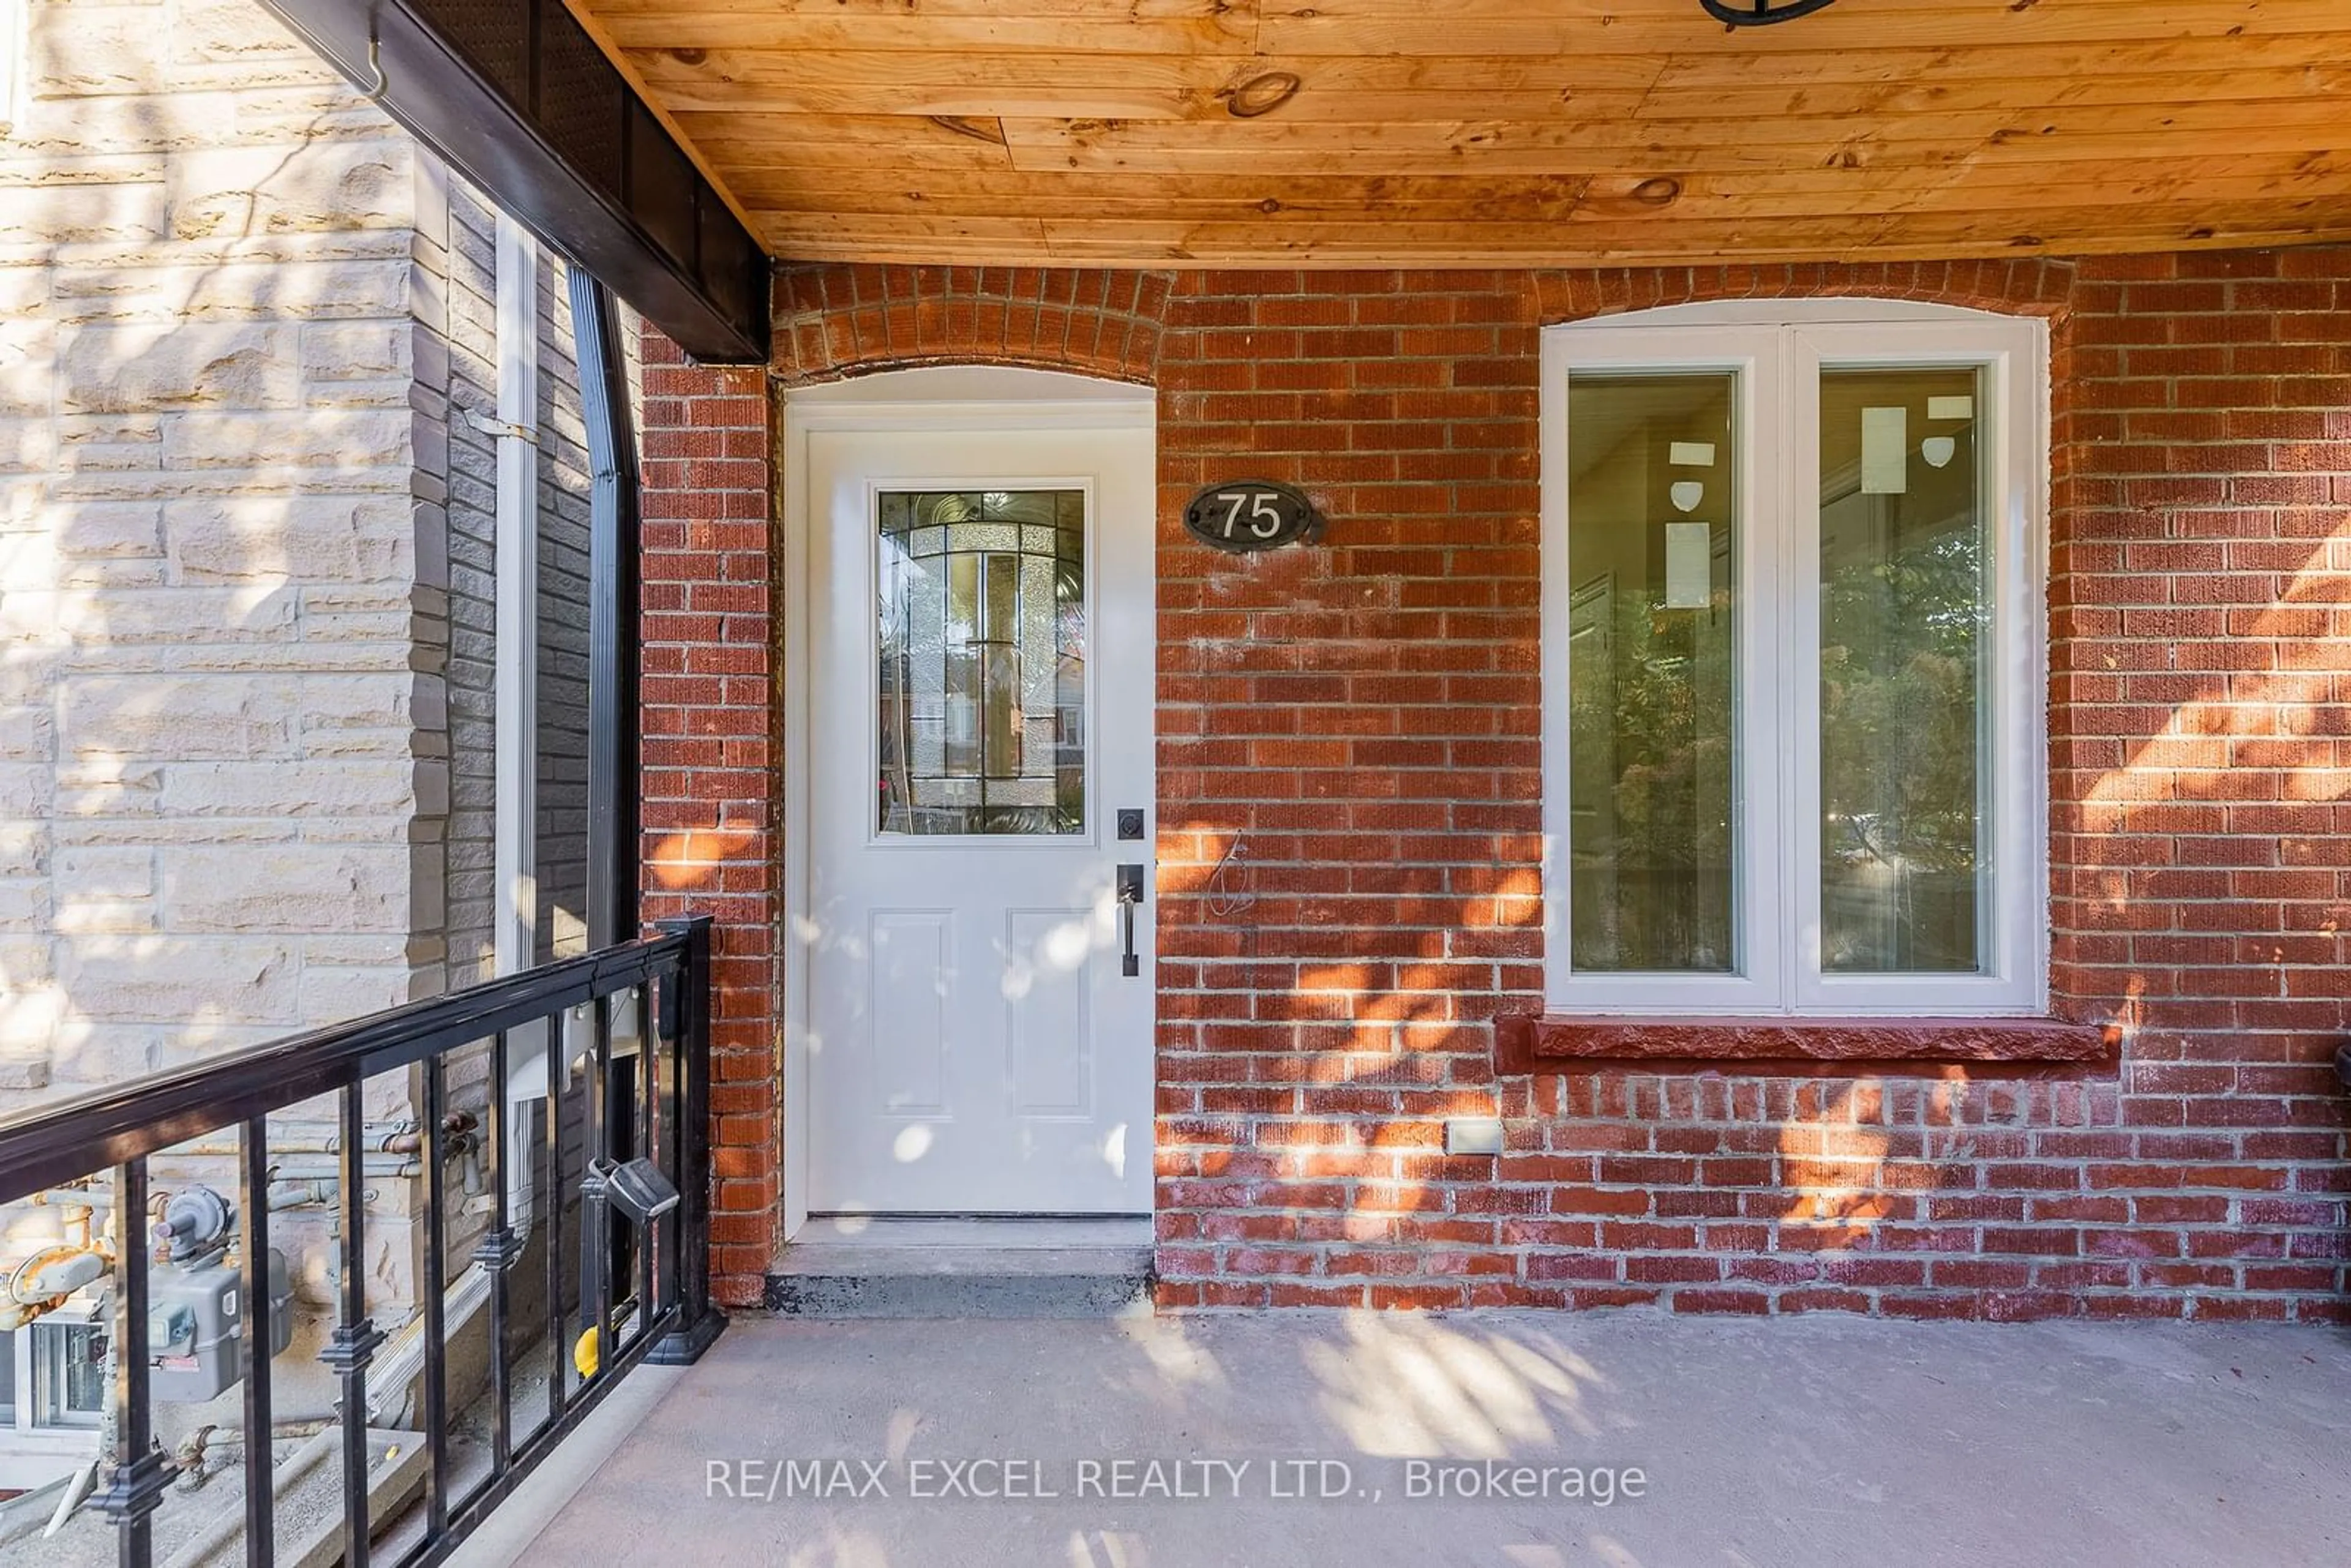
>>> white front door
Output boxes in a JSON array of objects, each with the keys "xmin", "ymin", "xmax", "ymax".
[{"xmin": 802, "ymin": 408, "xmax": 1154, "ymax": 1214}]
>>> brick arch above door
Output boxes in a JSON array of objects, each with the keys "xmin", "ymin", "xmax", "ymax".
[{"xmin": 771, "ymin": 264, "xmax": 1177, "ymax": 387}]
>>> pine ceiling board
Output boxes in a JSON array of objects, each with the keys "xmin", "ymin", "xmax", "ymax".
[
  {"xmin": 730, "ymin": 164, "xmax": 2351, "ymax": 227},
  {"xmin": 671, "ymin": 113, "xmax": 1023, "ymax": 164},
  {"xmin": 621, "ymin": 48, "xmax": 1669, "ymax": 96},
  {"xmin": 755, "ymin": 198, "xmax": 2339, "ymax": 250},
  {"xmin": 1642, "ymin": 32, "xmax": 2347, "ymax": 85},
  {"xmin": 624, "ymin": 35, "xmax": 2345, "ymax": 97},
  {"xmin": 989, "ymin": 123, "xmax": 2351, "ymax": 179},
  {"xmin": 726, "ymin": 151, "xmax": 2345, "ymax": 208},
  {"xmin": 1262, "ymin": 0, "xmax": 2312, "ymax": 19},
  {"xmin": 1018, "ymin": 216, "xmax": 2351, "ymax": 263},
  {"xmin": 673, "ymin": 143, "xmax": 1027, "ymax": 175},
  {"xmin": 768, "ymin": 214, "xmax": 1063, "ymax": 246},
  {"xmin": 582, "ymin": 0, "xmax": 2351, "ymax": 266},
  {"xmin": 1629, "ymin": 66, "xmax": 2351, "ymax": 119},
  {"xmin": 737, "ymin": 175, "xmax": 1602, "ymax": 221},
  {"xmin": 634, "ymin": 58, "xmax": 2346, "ymax": 126},
  {"xmin": 992, "ymin": 94, "xmax": 2351, "ymax": 159},
  {"xmin": 1098, "ymin": 200, "xmax": 2347, "ymax": 247},
  {"xmin": 639, "ymin": 79, "xmax": 1228, "ymax": 121},
  {"xmin": 590, "ymin": 0, "xmax": 1237, "ymax": 14},
  {"xmin": 942, "ymin": 228, "xmax": 2351, "ymax": 266},
  {"xmin": 639, "ymin": 78, "xmax": 1679, "ymax": 124},
  {"xmin": 598, "ymin": 9, "xmax": 1259, "ymax": 51},
  {"xmin": 752, "ymin": 210, "xmax": 2351, "ymax": 266},
  {"xmin": 686, "ymin": 121, "xmax": 2351, "ymax": 179},
  {"xmin": 1262, "ymin": 0, "xmax": 2285, "ymax": 12},
  {"xmin": 1259, "ymin": 0, "xmax": 2350, "ymax": 55}
]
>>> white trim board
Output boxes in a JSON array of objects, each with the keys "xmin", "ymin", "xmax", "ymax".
[{"xmin": 779, "ymin": 367, "xmax": 1158, "ymax": 1240}]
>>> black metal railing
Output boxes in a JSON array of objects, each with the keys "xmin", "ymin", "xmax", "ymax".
[{"xmin": 0, "ymin": 914, "xmax": 721, "ymax": 1568}]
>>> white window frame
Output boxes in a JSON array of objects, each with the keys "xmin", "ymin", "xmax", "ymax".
[
  {"xmin": 0, "ymin": 1321, "xmax": 105, "ymax": 1491},
  {"xmin": 1539, "ymin": 299, "xmax": 2049, "ymax": 1017},
  {"xmin": 0, "ymin": 1318, "xmax": 108, "ymax": 1432}
]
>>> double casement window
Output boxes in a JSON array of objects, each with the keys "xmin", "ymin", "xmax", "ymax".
[{"xmin": 1539, "ymin": 301, "xmax": 2048, "ymax": 1016}]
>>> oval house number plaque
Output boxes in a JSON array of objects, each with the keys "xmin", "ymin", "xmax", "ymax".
[{"xmin": 1182, "ymin": 481, "xmax": 1323, "ymax": 553}]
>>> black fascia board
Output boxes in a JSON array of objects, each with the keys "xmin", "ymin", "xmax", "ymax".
[{"xmin": 260, "ymin": 0, "xmax": 771, "ymax": 363}]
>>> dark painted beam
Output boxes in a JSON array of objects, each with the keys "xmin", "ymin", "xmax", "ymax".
[
  {"xmin": 260, "ymin": 0, "xmax": 770, "ymax": 363},
  {"xmin": 572, "ymin": 267, "xmax": 643, "ymax": 947}
]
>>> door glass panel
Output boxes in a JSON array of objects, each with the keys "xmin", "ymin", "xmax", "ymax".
[
  {"xmin": 1818, "ymin": 367, "xmax": 1989, "ymax": 972},
  {"xmin": 1565, "ymin": 373, "xmax": 1738, "ymax": 972},
  {"xmin": 878, "ymin": 489, "xmax": 1086, "ymax": 835}
]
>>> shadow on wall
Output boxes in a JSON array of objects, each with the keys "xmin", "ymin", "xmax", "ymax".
[
  {"xmin": 2077, "ymin": 522, "xmax": 2351, "ymax": 1032},
  {"xmin": 0, "ymin": 10, "xmax": 435, "ymax": 1092},
  {"xmin": 1146, "ymin": 504, "xmax": 2351, "ymax": 1314},
  {"xmin": 0, "ymin": 0, "xmax": 484, "ymax": 1510}
]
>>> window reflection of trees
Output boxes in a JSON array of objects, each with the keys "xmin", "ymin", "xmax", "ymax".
[
  {"xmin": 1820, "ymin": 371, "xmax": 1988, "ymax": 975},
  {"xmin": 1565, "ymin": 373, "xmax": 1736, "ymax": 974}
]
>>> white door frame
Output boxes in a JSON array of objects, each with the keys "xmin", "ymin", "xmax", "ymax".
[{"xmin": 779, "ymin": 366, "xmax": 1159, "ymax": 1237}]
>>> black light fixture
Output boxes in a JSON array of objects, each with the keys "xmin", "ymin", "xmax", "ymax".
[{"xmin": 1702, "ymin": 0, "xmax": 1839, "ymax": 23}]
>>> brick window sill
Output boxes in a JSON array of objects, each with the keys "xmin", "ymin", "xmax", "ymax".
[{"xmin": 1496, "ymin": 1014, "xmax": 2118, "ymax": 1075}]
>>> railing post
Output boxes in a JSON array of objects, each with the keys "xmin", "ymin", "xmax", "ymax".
[
  {"xmin": 474, "ymin": 1029, "xmax": 523, "ymax": 1476},
  {"xmin": 237, "ymin": 1116, "xmax": 276, "ymax": 1566},
  {"xmin": 99, "ymin": 1157, "xmax": 173, "ymax": 1568},
  {"xmin": 648, "ymin": 914, "xmax": 725, "ymax": 1364},
  {"xmin": 580, "ymin": 997, "xmax": 615, "ymax": 1378},
  {"xmin": 318, "ymin": 1080, "xmax": 383, "ymax": 1568},
  {"xmin": 419, "ymin": 1057, "xmax": 449, "ymax": 1537}
]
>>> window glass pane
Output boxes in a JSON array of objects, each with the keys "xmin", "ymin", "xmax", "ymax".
[
  {"xmin": 34, "ymin": 1321, "xmax": 104, "ymax": 1427},
  {"xmin": 878, "ymin": 489, "xmax": 1085, "ymax": 835},
  {"xmin": 1818, "ymin": 367, "xmax": 1988, "ymax": 972},
  {"xmin": 1565, "ymin": 373, "xmax": 1737, "ymax": 972}
]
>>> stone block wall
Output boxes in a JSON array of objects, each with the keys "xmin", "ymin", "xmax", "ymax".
[
  {"xmin": 0, "ymin": 0, "xmax": 629, "ymax": 1484},
  {"xmin": 0, "ymin": 0, "xmax": 446, "ymax": 1092}
]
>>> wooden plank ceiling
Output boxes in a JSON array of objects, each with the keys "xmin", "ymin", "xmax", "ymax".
[{"xmin": 567, "ymin": 0, "xmax": 2351, "ymax": 267}]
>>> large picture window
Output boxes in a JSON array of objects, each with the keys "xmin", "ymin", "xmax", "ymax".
[{"xmin": 1540, "ymin": 301, "xmax": 2048, "ymax": 1015}]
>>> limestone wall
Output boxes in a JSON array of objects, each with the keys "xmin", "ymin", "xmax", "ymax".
[
  {"xmin": 0, "ymin": 0, "xmax": 629, "ymax": 1487},
  {"xmin": 0, "ymin": 0, "xmax": 444, "ymax": 1092}
]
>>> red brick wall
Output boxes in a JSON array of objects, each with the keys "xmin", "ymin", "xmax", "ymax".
[
  {"xmin": 635, "ymin": 329, "xmax": 780, "ymax": 1310},
  {"xmin": 1151, "ymin": 268, "xmax": 1555, "ymax": 1310},
  {"xmin": 647, "ymin": 252, "xmax": 2351, "ymax": 1320},
  {"xmin": 2031, "ymin": 249, "xmax": 2351, "ymax": 1320}
]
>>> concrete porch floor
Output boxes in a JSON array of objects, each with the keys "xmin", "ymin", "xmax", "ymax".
[{"xmin": 461, "ymin": 1313, "xmax": 2351, "ymax": 1568}]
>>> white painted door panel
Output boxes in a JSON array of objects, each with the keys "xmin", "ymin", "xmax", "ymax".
[{"xmin": 806, "ymin": 422, "xmax": 1153, "ymax": 1213}]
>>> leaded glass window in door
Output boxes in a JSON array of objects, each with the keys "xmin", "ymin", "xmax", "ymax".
[{"xmin": 876, "ymin": 489, "xmax": 1087, "ymax": 835}]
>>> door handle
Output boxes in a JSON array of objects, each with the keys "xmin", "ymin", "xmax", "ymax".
[{"xmin": 1115, "ymin": 864, "xmax": 1146, "ymax": 978}]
